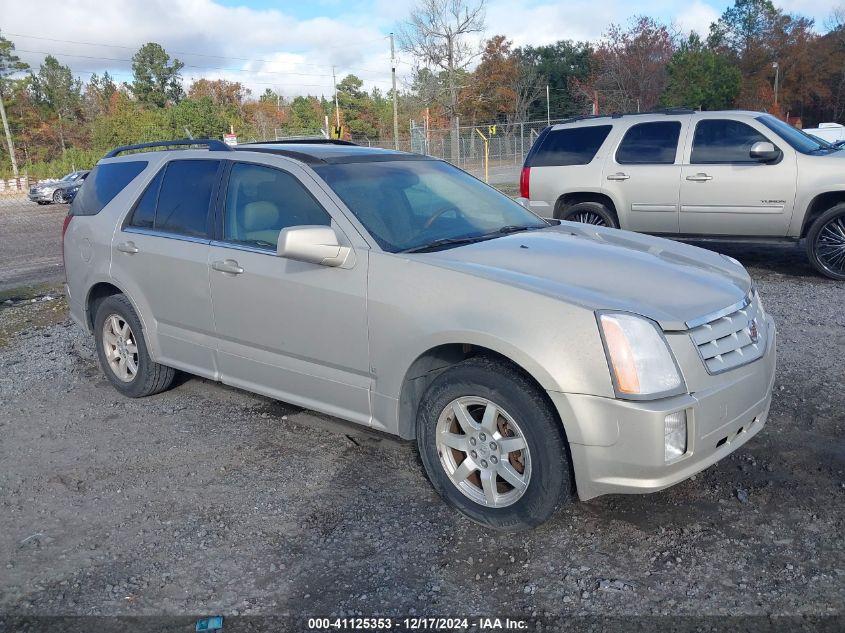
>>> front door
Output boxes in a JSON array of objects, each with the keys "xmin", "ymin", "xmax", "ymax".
[
  {"xmin": 679, "ymin": 118, "xmax": 797, "ymax": 236},
  {"xmin": 208, "ymin": 161, "xmax": 371, "ymax": 425},
  {"xmin": 111, "ymin": 158, "xmax": 221, "ymax": 377}
]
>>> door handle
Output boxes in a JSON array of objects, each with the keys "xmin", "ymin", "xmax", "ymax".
[
  {"xmin": 686, "ymin": 173, "xmax": 713, "ymax": 182},
  {"xmin": 606, "ymin": 172, "xmax": 630, "ymax": 181},
  {"xmin": 212, "ymin": 259, "xmax": 244, "ymax": 275},
  {"xmin": 117, "ymin": 241, "xmax": 139, "ymax": 254}
]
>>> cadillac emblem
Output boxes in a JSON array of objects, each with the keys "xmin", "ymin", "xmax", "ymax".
[{"xmin": 748, "ymin": 319, "xmax": 759, "ymax": 344}]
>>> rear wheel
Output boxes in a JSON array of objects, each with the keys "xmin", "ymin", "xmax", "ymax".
[
  {"xmin": 559, "ymin": 201, "xmax": 618, "ymax": 228},
  {"xmin": 93, "ymin": 294, "xmax": 176, "ymax": 397},
  {"xmin": 806, "ymin": 203, "xmax": 845, "ymax": 281},
  {"xmin": 416, "ymin": 356, "xmax": 572, "ymax": 531}
]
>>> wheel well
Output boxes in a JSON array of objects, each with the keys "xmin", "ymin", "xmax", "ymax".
[
  {"xmin": 554, "ymin": 192, "xmax": 618, "ymax": 223},
  {"xmin": 802, "ymin": 192, "xmax": 845, "ymax": 237},
  {"xmin": 397, "ymin": 344, "xmax": 560, "ymax": 440},
  {"xmin": 85, "ymin": 282, "xmax": 123, "ymax": 331}
]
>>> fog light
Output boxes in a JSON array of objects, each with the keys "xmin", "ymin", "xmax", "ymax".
[{"xmin": 664, "ymin": 411, "xmax": 687, "ymax": 462}]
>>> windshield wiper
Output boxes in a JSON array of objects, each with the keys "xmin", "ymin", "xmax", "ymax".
[
  {"xmin": 400, "ymin": 235, "xmax": 493, "ymax": 253},
  {"xmin": 400, "ymin": 225, "xmax": 545, "ymax": 254}
]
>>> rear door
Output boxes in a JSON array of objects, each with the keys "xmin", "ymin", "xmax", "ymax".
[
  {"xmin": 207, "ymin": 160, "xmax": 371, "ymax": 425},
  {"xmin": 111, "ymin": 158, "xmax": 222, "ymax": 377},
  {"xmin": 679, "ymin": 117, "xmax": 797, "ymax": 236},
  {"xmin": 601, "ymin": 118, "xmax": 688, "ymax": 233},
  {"xmin": 526, "ymin": 124, "xmax": 612, "ymax": 218}
]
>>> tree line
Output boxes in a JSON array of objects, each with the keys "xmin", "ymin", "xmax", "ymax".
[{"xmin": 1, "ymin": 0, "xmax": 844, "ymax": 180}]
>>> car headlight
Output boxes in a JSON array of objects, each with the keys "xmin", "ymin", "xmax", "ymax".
[{"xmin": 597, "ymin": 312, "xmax": 684, "ymax": 399}]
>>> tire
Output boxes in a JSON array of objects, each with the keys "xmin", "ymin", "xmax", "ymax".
[
  {"xmin": 806, "ymin": 203, "xmax": 845, "ymax": 281},
  {"xmin": 416, "ymin": 356, "xmax": 572, "ymax": 531},
  {"xmin": 52, "ymin": 189, "xmax": 64, "ymax": 204},
  {"xmin": 93, "ymin": 294, "xmax": 176, "ymax": 397},
  {"xmin": 560, "ymin": 201, "xmax": 618, "ymax": 228}
]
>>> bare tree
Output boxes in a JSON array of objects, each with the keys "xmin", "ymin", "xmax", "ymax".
[{"xmin": 400, "ymin": 0, "xmax": 486, "ymax": 160}]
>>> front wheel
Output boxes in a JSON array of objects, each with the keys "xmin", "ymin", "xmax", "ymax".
[
  {"xmin": 807, "ymin": 203, "xmax": 845, "ymax": 281},
  {"xmin": 416, "ymin": 356, "xmax": 572, "ymax": 531},
  {"xmin": 52, "ymin": 189, "xmax": 64, "ymax": 204},
  {"xmin": 93, "ymin": 294, "xmax": 176, "ymax": 397}
]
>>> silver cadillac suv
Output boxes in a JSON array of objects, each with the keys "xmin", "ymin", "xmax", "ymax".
[
  {"xmin": 520, "ymin": 109, "xmax": 845, "ymax": 280},
  {"xmin": 63, "ymin": 139, "xmax": 777, "ymax": 530}
]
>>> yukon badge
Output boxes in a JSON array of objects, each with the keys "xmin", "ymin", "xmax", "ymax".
[{"xmin": 748, "ymin": 319, "xmax": 759, "ymax": 344}]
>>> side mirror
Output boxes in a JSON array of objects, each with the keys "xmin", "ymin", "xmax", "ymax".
[
  {"xmin": 276, "ymin": 225, "xmax": 352, "ymax": 267},
  {"xmin": 749, "ymin": 141, "xmax": 780, "ymax": 163}
]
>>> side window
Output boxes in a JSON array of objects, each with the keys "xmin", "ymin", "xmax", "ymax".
[
  {"xmin": 154, "ymin": 160, "xmax": 220, "ymax": 238},
  {"xmin": 222, "ymin": 163, "xmax": 331, "ymax": 250},
  {"xmin": 70, "ymin": 161, "xmax": 148, "ymax": 217},
  {"xmin": 530, "ymin": 125, "xmax": 612, "ymax": 167},
  {"xmin": 691, "ymin": 120, "xmax": 772, "ymax": 164},
  {"xmin": 128, "ymin": 168, "xmax": 164, "ymax": 229},
  {"xmin": 616, "ymin": 121, "xmax": 681, "ymax": 165}
]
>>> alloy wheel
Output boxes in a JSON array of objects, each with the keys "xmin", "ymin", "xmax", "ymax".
[
  {"xmin": 435, "ymin": 396, "xmax": 532, "ymax": 508},
  {"xmin": 102, "ymin": 314, "xmax": 139, "ymax": 383},
  {"xmin": 815, "ymin": 215, "xmax": 845, "ymax": 276},
  {"xmin": 571, "ymin": 211, "xmax": 607, "ymax": 226}
]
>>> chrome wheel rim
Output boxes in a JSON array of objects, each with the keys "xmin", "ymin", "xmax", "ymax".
[
  {"xmin": 816, "ymin": 215, "xmax": 845, "ymax": 275},
  {"xmin": 53, "ymin": 189, "xmax": 63, "ymax": 203},
  {"xmin": 102, "ymin": 314, "xmax": 139, "ymax": 382},
  {"xmin": 435, "ymin": 396, "xmax": 532, "ymax": 508},
  {"xmin": 570, "ymin": 211, "xmax": 607, "ymax": 226}
]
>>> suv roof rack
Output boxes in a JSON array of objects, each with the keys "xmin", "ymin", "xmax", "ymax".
[
  {"xmin": 243, "ymin": 139, "xmax": 358, "ymax": 146},
  {"xmin": 103, "ymin": 139, "xmax": 233, "ymax": 158},
  {"xmin": 555, "ymin": 107, "xmax": 697, "ymax": 126}
]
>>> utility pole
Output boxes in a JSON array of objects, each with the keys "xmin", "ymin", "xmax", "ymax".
[
  {"xmin": 390, "ymin": 33, "xmax": 399, "ymax": 150},
  {"xmin": 772, "ymin": 62, "xmax": 780, "ymax": 108},
  {"xmin": 0, "ymin": 89, "xmax": 19, "ymax": 179},
  {"xmin": 332, "ymin": 66, "xmax": 340, "ymax": 128},
  {"xmin": 546, "ymin": 85, "xmax": 550, "ymax": 126}
]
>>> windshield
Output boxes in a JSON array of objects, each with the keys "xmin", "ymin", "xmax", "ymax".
[
  {"xmin": 756, "ymin": 114, "xmax": 835, "ymax": 154},
  {"xmin": 61, "ymin": 172, "xmax": 80, "ymax": 182},
  {"xmin": 313, "ymin": 159, "xmax": 548, "ymax": 252}
]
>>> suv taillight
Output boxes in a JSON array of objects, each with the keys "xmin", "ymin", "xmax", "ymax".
[{"xmin": 520, "ymin": 166, "xmax": 530, "ymax": 199}]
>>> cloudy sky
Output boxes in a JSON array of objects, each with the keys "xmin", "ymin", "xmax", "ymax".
[{"xmin": 0, "ymin": 0, "xmax": 838, "ymax": 99}]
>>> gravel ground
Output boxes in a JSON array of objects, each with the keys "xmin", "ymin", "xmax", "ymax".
[
  {"xmin": 0, "ymin": 197, "xmax": 68, "ymax": 292},
  {"xmin": 0, "ymin": 241, "xmax": 843, "ymax": 630}
]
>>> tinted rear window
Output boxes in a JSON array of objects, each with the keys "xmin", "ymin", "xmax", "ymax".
[
  {"xmin": 529, "ymin": 125, "xmax": 612, "ymax": 167},
  {"xmin": 616, "ymin": 121, "xmax": 681, "ymax": 164},
  {"xmin": 153, "ymin": 160, "xmax": 220, "ymax": 238},
  {"xmin": 70, "ymin": 161, "xmax": 148, "ymax": 216},
  {"xmin": 127, "ymin": 169, "xmax": 164, "ymax": 229}
]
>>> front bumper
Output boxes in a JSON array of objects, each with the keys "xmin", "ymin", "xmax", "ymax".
[
  {"xmin": 28, "ymin": 190, "xmax": 53, "ymax": 202},
  {"xmin": 550, "ymin": 315, "xmax": 776, "ymax": 500}
]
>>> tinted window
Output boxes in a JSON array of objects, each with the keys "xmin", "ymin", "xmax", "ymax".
[
  {"xmin": 70, "ymin": 161, "xmax": 147, "ymax": 216},
  {"xmin": 616, "ymin": 121, "xmax": 681, "ymax": 164},
  {"xmin": 154, "ymin": 160, "xmax": 220, "ymax": 238},
  {"xmin": 223, "ymin": 163, "xmax": 331, "ymax": 250},
  {"xmin": 530, "ymin": 125, "xmax": 612, "ymax": 167},
  {"xmin": 691, "ymin": 120, "xmax": 771, "ymax": 164},
  {"xmin": 127, "ymin": 169, "xmax": 164, "ymax": 229}
]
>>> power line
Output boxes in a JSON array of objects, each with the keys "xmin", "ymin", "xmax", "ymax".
[
  {"xmin": 13, "ymin": 48, "xmax": 393, "ymax": 83},
  {"xmin": 5, "ymin": 32, "xmax": 398, "ymax": 76}
]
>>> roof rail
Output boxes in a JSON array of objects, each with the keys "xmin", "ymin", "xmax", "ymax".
[
  {"xmin": 103, "ymin": 139, "xmax": 233, "ymax": 158},
  {"xmin": 554, "ymin": 107, "xmax": 697, "ymax": 126},
  {"xmin": 244, "ymin": 139, "xmax": 358, "ymax": 146}
]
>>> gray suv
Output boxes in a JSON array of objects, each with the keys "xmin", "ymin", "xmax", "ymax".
[
  {"xmin": 520, "ymin": 109, "xmax": 845, "ymax": 280},
  {"xmin": 63, "ymin": 139, "xmax": 776, "ymax": 530}
]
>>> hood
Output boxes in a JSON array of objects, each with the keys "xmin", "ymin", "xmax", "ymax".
[{"xmin": 417, "ymin": 225, "xmax": 751, "ymax": 331}]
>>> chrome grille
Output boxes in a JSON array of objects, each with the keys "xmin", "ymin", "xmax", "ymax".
[{"xmin": 688, "ymin": 294, "xmax": 765, "ymax": 374}]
